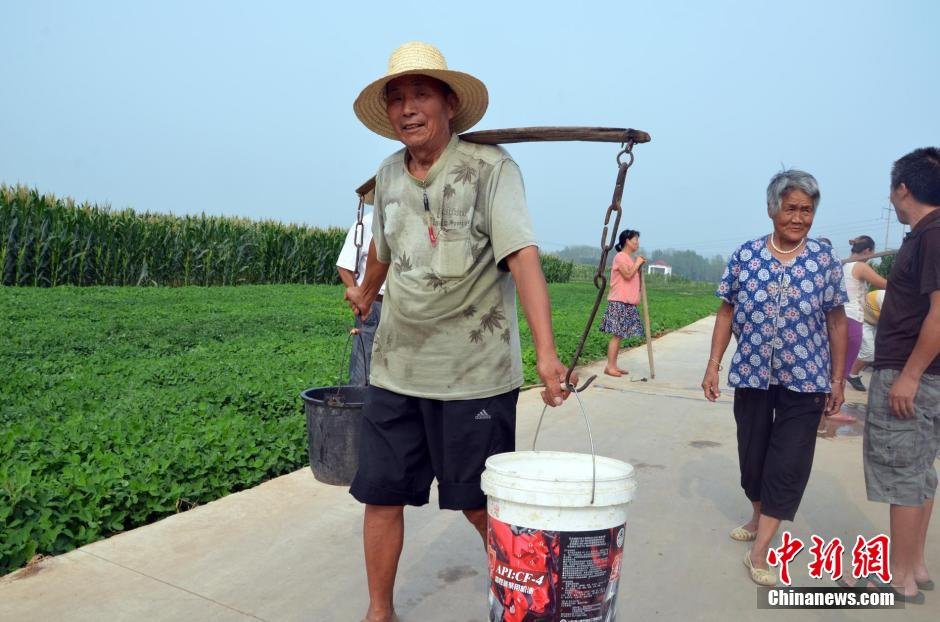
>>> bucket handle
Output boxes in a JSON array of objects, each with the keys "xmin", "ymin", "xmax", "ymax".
[
  {"xmin": 531, "ymin": 389, "xmax": 597, "ymax": 504},
  {"xmin": 337, "ymin": 329, "xmax": 370, "ymax": 387}
]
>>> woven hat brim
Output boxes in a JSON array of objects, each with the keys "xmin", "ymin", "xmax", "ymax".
[{"xmin": 354, "ymin": 69, "xmax": 488, "ymax": 140}]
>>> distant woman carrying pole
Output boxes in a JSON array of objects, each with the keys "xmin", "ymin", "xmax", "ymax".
[
  {"xmin": 700, "ymin": 169, "xmax": 848, "ymax": 586},
  {"xmin": 600, "ymin": 229, "xmax": 645, "ymax": 376}
]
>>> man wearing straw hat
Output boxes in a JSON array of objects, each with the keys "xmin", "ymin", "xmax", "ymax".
[{"xmin": 345, "ymin": 41, "xmax": 573, "ymax": 622}]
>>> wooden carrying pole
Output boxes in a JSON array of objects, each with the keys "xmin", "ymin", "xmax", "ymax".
[
  {"xmin": 841, "ymin": 249, "xmax": 897, "ymax": 265},
  {"xmin": 639, "ymin": 270, "xmax": 655, "ymax": 379},
  {"xmin": 355, "ymin": 126, "xmax": 651, "ymax": 198}
]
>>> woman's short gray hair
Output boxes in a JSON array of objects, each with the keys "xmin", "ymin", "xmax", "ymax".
[{"xmin": 766, "ymin": 169, "xmax": 820, "ymax": 217}]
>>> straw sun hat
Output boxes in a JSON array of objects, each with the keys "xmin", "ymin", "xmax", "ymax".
[{"xmin": 354, "ymin": 41, "xmax": 488, "ymax": 140}]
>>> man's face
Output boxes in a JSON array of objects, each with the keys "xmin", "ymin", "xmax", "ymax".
[
  {"xmin": 890, "ymin": 184, "xmax": 910, "ymax": 224},
  {"xmin": 385, "ymin": 75, "xmax": 456, "ymax": 153}
]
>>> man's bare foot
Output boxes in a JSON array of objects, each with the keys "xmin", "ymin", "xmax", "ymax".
[
  {"xmin": 891, "ymin": 581, "xmax": 920, "ymax": 598},
  {"xmin": 603, "ymin": 368, "xmax": 623, "ymax": 377},
  {"xmin": 618, "ymin": 368, "xmax": 629, "ymax": 375},
  {"xmin": 837, "ymin": 576, "xmax": 877, "ymax": 589}
]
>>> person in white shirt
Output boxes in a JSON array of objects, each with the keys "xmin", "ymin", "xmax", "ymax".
[
  {"xmin": 336, "ymin": 210, "xmax": 385, "ymax": 385},
  {"xmin": 841, "ymin": 235, "xmax": 887, "ymax": 391}
]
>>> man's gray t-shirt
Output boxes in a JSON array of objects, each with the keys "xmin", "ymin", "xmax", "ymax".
[{"xmin": 371, "ymin": 134, "xmax": 535, "ymax": 399}]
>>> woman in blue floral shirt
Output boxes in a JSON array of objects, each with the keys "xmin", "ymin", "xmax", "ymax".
[{"xmin": 701, "ymin": 169, "xmax": 848, "ymax": 586}]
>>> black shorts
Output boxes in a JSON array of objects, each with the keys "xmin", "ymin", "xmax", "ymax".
[{"xmin": 349, "ymin": 385, "xmax": 518, "ymax": 510}]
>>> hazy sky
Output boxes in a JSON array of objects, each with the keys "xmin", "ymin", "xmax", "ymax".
[{"xmin": 3, "ymin": 1, "xmax": 938, "ymax": 258}]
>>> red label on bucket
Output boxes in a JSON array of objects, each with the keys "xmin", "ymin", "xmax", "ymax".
[{"xmin": 487, "ymin": 517, "xmax": 625, "ymax": 621}]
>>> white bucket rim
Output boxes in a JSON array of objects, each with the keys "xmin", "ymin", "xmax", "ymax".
[
  {"xmin": 481, "ymin": 450, "xmax": 636, "ymax": 508},
  {"xmin": 485, "ymin": 450, "xmax": 635, "ymax": 480}
]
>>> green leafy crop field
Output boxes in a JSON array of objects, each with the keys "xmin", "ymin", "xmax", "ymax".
[{"xmin": 0, "ymin": 282, "xmax": 718, "ymax": 575}]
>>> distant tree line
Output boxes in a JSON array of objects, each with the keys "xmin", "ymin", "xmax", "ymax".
[{"xmin": 551, "ymin": 244, "xmax": 726, "ymax": 283}]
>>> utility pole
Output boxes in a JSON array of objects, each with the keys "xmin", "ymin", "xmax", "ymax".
[{"xmin": 883, "ymin": 204, "xmax": 893, "ymax": 250}]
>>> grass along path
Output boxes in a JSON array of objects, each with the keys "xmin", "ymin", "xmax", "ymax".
[{"xmin": 0, "ymin": 282, "xmax": 718, "ymax": 575}]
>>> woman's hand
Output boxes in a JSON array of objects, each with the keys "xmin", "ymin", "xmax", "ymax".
[
  {"xmin": 703, "ymin": 305, "xmax": 733, "ymax": 402},
  {"xmin": 702, "ymin": 367, "xmax": 721, "ymax": 401},
  {"xmin": 824, "ymin": 382, "xmax": 845, "ymax": 416}
]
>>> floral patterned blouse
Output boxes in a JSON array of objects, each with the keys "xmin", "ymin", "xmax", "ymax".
[{"xmin": 716, "ymin": 237, "xmax": 847, "ymax": 393}]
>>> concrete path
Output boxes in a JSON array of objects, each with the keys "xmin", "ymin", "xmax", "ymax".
[{"xmin": 2, "ymin": 317, "xmax": 937, "ymax": 620}]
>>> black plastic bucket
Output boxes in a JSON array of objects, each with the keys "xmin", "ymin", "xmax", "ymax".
[{"xmin": 300, "ymin": 385, "xmax": 367, "ymax": 485}]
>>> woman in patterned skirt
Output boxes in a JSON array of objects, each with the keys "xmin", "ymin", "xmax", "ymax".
[
  {"xmin": 600, "ymin": 229, "xmax": 645, "ymax": 376},
  {"xmin": 700, "ymin": 169, "xmax": 848, "ymax": 586}
]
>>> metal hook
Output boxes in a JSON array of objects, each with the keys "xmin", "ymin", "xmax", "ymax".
[{"xmin": 560, "ymin": 372, "xmax": 598, "ymax": 394}]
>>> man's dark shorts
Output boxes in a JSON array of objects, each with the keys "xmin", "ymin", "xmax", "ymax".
[{"xmin": 350, "ymin": 385, "xmax": 518, "ymax": 510}]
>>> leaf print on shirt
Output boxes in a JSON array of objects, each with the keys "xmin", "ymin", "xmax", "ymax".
[
  {"xmin": 471, "ymin": 241, "xmax": 487, "ymax": 262},
  {"xmin": 500, "ymin": 328, "xmax": 511, "ymax": 344},
  {"xmin": 394, "ymin": 252, "xmax": 413, "ymax": 275},
  {"xmin": 450, "ymin": 161, "xmax": 477, "ymax": 185},
  {"xmin": 469, "ymin": 328, "xmax": 484, "ymax": 344},
  {"xmin": 479, "ymin": 304, "xmax": 505, "ymax": 334},
  {"xmin": 440, "ymin": 183, "xmax": 456, "ymax": 231},
  {"xmin": 422, "ymin": 271, "xmax": 447, "ymax": 291},
  {"xmin": 462, "ymin": 304, "xmax": 477, "ymax": 318}
]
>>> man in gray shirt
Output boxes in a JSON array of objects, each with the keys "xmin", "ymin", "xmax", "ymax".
[{"xmin": 345, "ymin": 41, "xmax": 574, "ymax": 622}]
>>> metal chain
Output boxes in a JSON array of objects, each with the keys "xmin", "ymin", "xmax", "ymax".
[
  {"xmin": 563, "ymin": 140, "xmax": 636, "ymax": 392},
  {"xmin": 334, "ymin": 191, "xmax": 369, "ymax": 404},
  {"xmin": 352, "ymin": 193, "xmax": 366, "ymax": 280}
]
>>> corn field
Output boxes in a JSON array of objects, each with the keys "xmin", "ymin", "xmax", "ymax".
[{"xmin": 0, "ymin": 184, "xmax": 345, "ymax": 286}]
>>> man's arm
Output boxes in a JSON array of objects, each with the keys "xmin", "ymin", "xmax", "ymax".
[
  {"xmin": 344, "ymin": 240, "xmax": 389, "ymax": 320},
  {"xmin": 889, "ymin": 290, "xmax": 940, "ymax": 418},
  {"xmin": 504, "ymin": 245, "xmax": 574, "ymax": 407},
  {"xmin": 337, "ymin": 267, "xmax": 357, "ymax": 289}
]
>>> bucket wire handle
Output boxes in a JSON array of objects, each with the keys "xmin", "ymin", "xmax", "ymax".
[
  {"xmin": 531, "ymin": 389, "xmax": 597, "ymax": 504},
  {"xmin": 333, "ymin": 329, "xmax": 370, "ymax": 401}
]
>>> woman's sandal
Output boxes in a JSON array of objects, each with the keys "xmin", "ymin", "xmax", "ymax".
[
  {"xmin": 743, "ymin": 550, "xmax": 777, "ymax": 586},
  {"xmin": 730, "ymin": 526, "xmax": 757, "ymax": 541},
  {"xmin": 916, "ymin": 578, "xmax": 934, "ymax": 591}
]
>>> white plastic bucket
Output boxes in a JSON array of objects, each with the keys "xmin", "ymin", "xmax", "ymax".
[{"xmin": 481, "ymin": 450, "xmax": 636, "ymax": 622}]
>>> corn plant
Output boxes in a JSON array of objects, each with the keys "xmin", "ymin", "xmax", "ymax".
[{"xmin": 0, "ymin": 184, "xmax": 345, "ymax": 287}]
